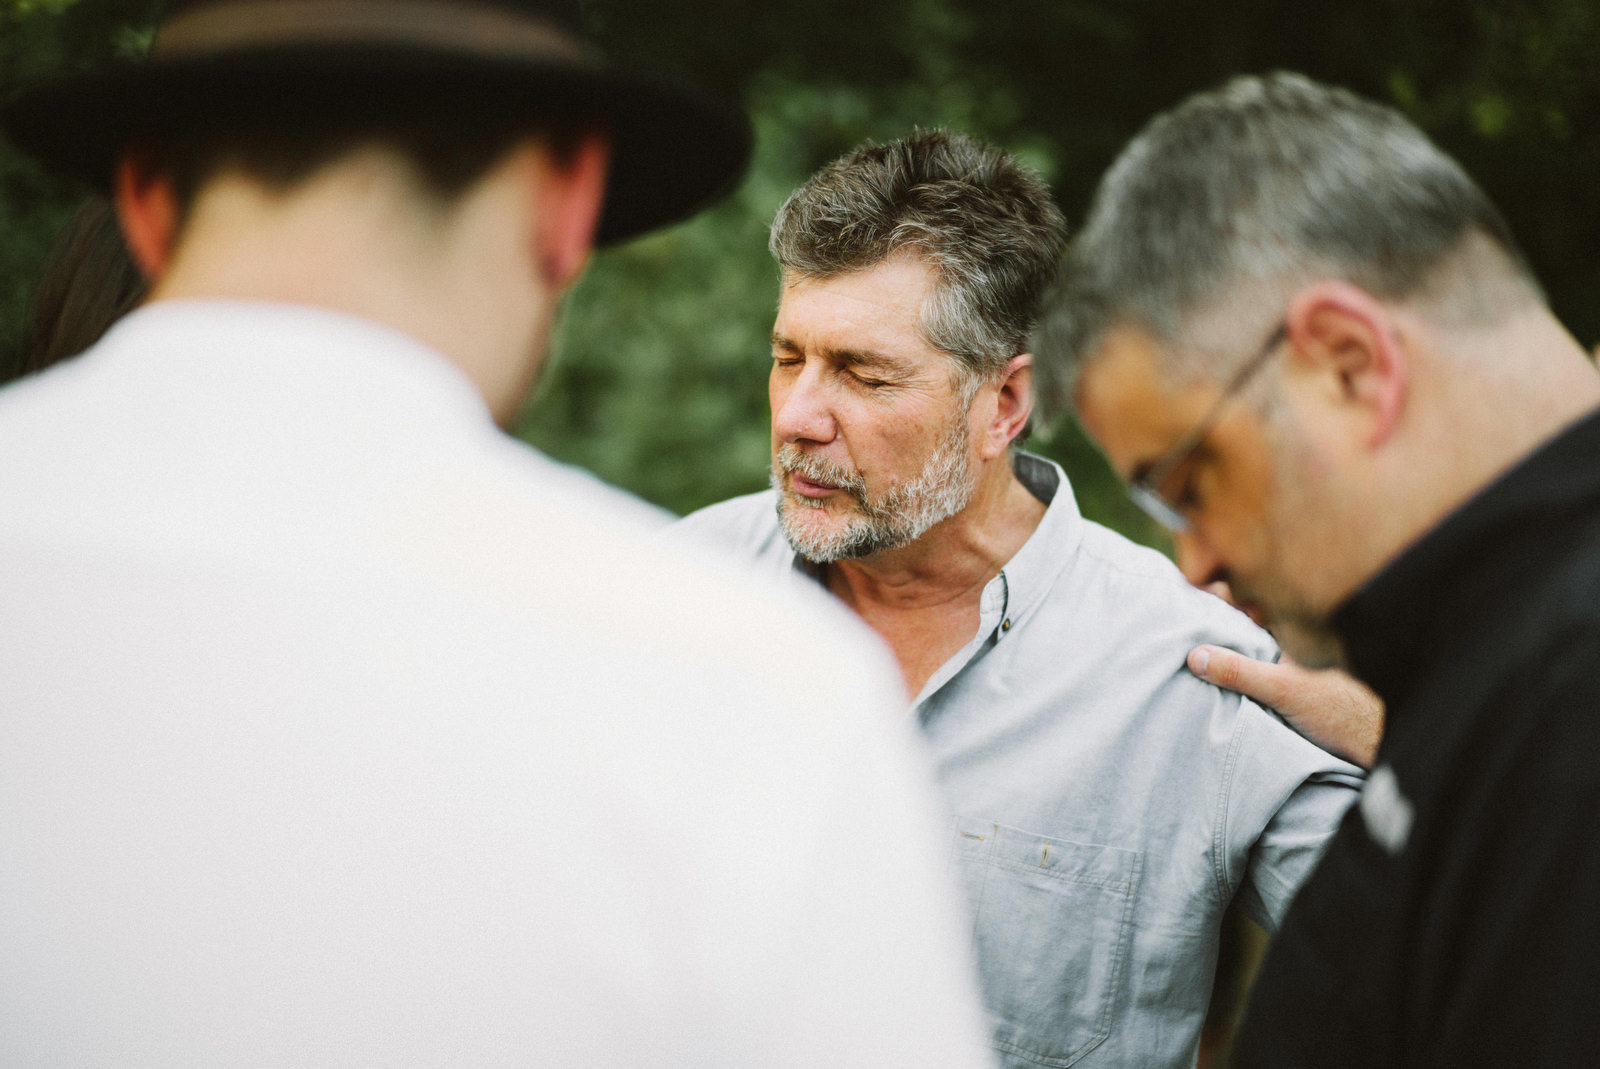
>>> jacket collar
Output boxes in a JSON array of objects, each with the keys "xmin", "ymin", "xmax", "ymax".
[{"xmin": 1333, "ymin": 406, "xmax": 1600, "ymax": 710}]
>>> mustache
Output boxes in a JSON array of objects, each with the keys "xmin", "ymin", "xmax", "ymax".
[{"xmin": 774, "ymin": 444, "xmax": 866, "ymax": 496}]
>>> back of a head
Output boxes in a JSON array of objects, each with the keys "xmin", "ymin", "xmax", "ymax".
[
  {"xmin": 1037, "ymin": 72, "xmax": 1543, "ymax": 401},
  {"xmin": 1, "ymin": 0, "xmax": 751, "ymax": 246},
  {"xmin": 151, "ymin": 103, "xmax": 569, "ymax": 224},
  {"xmin": 771, "ymin": 129, "xmax": 1068, "ymax": 382},
  {"xmin": 126, "ymin": 0, "xmax": 611, "ymax": 222}
]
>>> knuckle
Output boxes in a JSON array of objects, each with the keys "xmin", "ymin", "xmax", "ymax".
[{"xmin": 1212, "ymin": 654, "xmax": 1243, "ymax": 689}]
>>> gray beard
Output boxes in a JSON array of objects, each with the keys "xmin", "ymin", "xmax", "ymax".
[{"xmin": 770, "ymin": 417, "xmax": 975, "ymax": 563}]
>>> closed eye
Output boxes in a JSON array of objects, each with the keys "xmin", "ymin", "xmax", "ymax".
[{"xmin": 1165, "ymin": 467, "xmax": 1202, "ymax": 513}]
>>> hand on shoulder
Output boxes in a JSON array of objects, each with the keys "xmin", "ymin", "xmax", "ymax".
[
  {"xmin": 1188, "ymin": 644, "xmax": 1382, "ymax": 770},
  {"xmin": 1188, "ymin": 582, "xmax": 1383, "ymax": 769}
]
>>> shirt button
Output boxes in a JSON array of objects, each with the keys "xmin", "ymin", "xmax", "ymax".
[{"xmin": 1001, "ymin": 618, "xmax": 1012, "ymax": 632}]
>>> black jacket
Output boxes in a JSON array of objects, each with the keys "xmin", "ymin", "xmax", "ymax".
[{"xmin": 1233, "ymin": 407, "xmax": 1600, "ymax": 1067}]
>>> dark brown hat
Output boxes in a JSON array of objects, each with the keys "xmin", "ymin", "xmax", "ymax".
[{"xmin": 0, "ymin": 0, "xmax": 752, "ymax": 245}]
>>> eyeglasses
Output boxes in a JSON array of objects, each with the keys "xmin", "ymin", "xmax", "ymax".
[{"xmin": 1127, "ymin": 322, "xmax": 1288, "ymax": 532}]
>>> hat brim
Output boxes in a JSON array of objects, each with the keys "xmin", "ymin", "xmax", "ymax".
[{"xmin": 0, "ymin": 44, "xmax": 752, "ymax": 245}]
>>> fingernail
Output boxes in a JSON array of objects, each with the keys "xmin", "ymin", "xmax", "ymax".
[{"xmin": 1189, "ymin": 648, "xmax": 1211, "ymax": 676}]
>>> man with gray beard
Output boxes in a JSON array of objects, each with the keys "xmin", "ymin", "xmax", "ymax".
[{"xmin": 675, "ymin": 129, "xmax": 1366, "ymax": 1069}]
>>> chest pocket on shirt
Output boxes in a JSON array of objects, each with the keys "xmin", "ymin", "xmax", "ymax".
[{"xmin": 955, "ymin": 819, "xmax": 1142, "ymax": 1068}]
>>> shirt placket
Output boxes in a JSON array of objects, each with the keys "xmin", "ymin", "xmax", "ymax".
[{"xmin": 913, "ymin": 569, "xmax": 1012, "ymax": 716}]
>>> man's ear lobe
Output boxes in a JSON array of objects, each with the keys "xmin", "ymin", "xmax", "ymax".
[
  {"xmin": 1286, "ymin": 281, "xmax": 1407, "ymax": 447},
  {"xmin": 113, "ymin": 152, "xmax": 180, "ymax": 282}
]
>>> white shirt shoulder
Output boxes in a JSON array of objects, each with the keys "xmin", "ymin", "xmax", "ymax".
[{"xmin": 0, "ymin": 304, "xmax": 993, "ymax": 1069}]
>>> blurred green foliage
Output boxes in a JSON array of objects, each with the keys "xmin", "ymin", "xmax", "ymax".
[
  {"xmin": 6, "ymin": 0, "xmax": 1600, "ymax": 549},
  {"xmin": 0, "ymin": 0, "xmax": 159, "ymax": 370}
]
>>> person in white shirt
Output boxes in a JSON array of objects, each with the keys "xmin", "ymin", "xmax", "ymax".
[{"xmin": 0, "ymin": 2, "xmax": 994, "ymax": 1066}]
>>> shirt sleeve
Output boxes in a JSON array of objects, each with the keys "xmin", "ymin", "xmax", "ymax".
[{"xmin": 1220, "ymin": 697, "xmax": 1366, "ymax": 931}]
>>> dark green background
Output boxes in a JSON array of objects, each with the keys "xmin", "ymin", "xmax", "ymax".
[{"xmin": 5, "ymin": 0, "xmax": 1597, "ymax": 547}]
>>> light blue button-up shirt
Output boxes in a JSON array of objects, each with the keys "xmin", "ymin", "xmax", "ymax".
[{"xmin": 677, "ymin": 453, "xmax": 1363, "ymax": 1069}]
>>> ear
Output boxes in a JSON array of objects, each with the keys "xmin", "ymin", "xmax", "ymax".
[
  {"xmin": 975, "ymin": 352, "xmax": 1035, "ymax": 460},
  {"xmin": 1284, "ymin": 281, "xmax": 1407, "ymax": 448},
  {"xmin": 532, "ymin": 132, "xmax": 611, "ymax": 291},
  {"xmin": 113, "ymin": 151, "xmax": 180, "ymax": 282}
]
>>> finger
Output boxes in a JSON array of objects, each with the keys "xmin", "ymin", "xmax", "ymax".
[
  {"xmin": 1188, "ymin": 644, "xmax": 1297, "ymax": 710},
  {"xmin": 1189, "ymin": 644, "xmax": 1383, "ymax": 769}
]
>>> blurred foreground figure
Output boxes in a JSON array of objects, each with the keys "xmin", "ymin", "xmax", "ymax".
[
  {"xmin": 19, "ymin": 195, "xmax": 144, "ymax": 375},
  {"xmin": 1045, "ymin": 71, "xmax": 1600, "ymax": 1065},
  {"xmin": 675, "ymin": 129, "xmax": 1364, "ymax": 1069},
  {"xmin": 0, "ymin": 3, "xmax": 994, "ymax": 1066}
]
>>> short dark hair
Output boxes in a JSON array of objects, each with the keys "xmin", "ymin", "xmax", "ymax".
[
  {"xmin": 1035, "ymin": 72, "xmax": 1543, "ymax": 405},
  {"xmin": 139, "ymin": 83, "xmax": 588, "ymax": 215},
  {"xmin": 770, "ymin": 129, "xmax": 1068, "ymax": 386}
]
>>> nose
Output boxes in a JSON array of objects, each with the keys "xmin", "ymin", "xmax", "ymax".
[
  {"xmin": 770, "ymin": 364, "xmax": 838, "ymax": 445},
  {"xmin": 1174, "ymin": 527, "xmax": 1227, "ymax": 589}
]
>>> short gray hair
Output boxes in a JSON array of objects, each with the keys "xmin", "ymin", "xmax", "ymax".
[
  {"xmin": 771, "ymin": 129, "xmax": 1068, "ymax": 385},
  {"xmin": 1034, "ymin": 72, "xmax": 1543, "ymax": 407}
]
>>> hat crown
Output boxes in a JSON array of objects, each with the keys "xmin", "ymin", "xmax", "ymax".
[
  {"xmin": 159, "ymin": 0, "xmax": 588, "ymax": 39},
  {"xmin": 3, "ymin": 0, "xmax": 752, "ymax": 245}
]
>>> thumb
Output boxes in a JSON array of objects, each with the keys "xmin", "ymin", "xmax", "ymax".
[
  {"xmin": 1188, "ymin": 644, "xmax": 1382, "ymax": 769},
  {"xmin": 1188, "ymin": 644, "xmax": 1295, "ymax": 710}
]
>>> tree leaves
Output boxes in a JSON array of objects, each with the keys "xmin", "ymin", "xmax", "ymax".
[{"xmin": 4, "ymin": 0, "xmax": 1596, "ymax": 542}]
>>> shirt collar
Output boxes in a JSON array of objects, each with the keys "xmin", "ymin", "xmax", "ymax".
[
  {"xmin": 998, "ymin": 452, "xmax": 1087, "ymax": 629},
  {"xmin": 1334, "ymin": 405, "xmax": 1600, "ymax": 710}
]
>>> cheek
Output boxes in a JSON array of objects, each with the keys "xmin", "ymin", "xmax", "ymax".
[
  {"xmin": 1267, "ymin": 458, "xmax": 1342, "ymax": 578},
  {"xmin": 767, "ymin": 368, "xmax": 785, "ymax": 412},
  {"xmin": 1189, "ymin": 509, "xmax": 1258, "ymax": 574},
  {"xmin": 865, "ymin": 407, "xmax": 938, "ymax": 463},
  {"xmin": 1189, "ymin": 464, "xmax": 1277, "ymax": 567}
]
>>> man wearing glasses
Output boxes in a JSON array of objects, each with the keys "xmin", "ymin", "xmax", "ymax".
[
  {"xmin": 677, "ymin": 128, "xmax": 1366, "ymax": 1069},
  {"xmin": 1047, "ymin": 72, "xmax": 1600, "ymax": 1064}
]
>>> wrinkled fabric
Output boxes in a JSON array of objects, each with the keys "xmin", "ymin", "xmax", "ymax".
[
  {"xmin": 0, "ymin": 300, "xmax": 996, "ymax": 1069},
  {"xmin": 678, "ymin": 453, "xmax": 1363, "ymax": 1068}
]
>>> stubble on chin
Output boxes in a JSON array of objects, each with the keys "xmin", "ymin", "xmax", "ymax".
[
  {"xmin": 1263, "ymin": 610, "xmax": 1350, "ymax": 670},
  {"xmin": 769, "ymin": 452, "xmax": 870, "ymax": 563},
  {"xmin": 768, "ymin": 409, "xmax": 977, "ymax": 564}
]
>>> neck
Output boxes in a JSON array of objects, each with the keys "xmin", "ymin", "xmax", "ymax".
[
  {"xmin": 149, "ymin": 149, "xmax": 551, "ymax": 425},
  {"xmin": 822, "ymin": 450, "xmax": 1046, "ymax": 699},
  {"xmin": 1356, "ymin": 305, "xmax": 1600, "ymax": 591},
  {"xmin": 826, "ymin": 451, "xmax": 1047, "ymax": 612}
]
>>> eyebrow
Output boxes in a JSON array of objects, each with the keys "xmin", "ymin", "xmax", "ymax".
[{"xmin": 769, "ymin": 332, "xmax": 901, "ymax": 372}]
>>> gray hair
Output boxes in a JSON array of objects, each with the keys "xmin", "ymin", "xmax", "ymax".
[
  {"xmin": 770, "ymin": 129, "xmax": 1068, "ymax": 387},
  {"xmin": 1034, "ymin": 72, "xmax": 1544, "ymax": 408}
]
